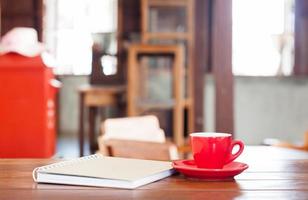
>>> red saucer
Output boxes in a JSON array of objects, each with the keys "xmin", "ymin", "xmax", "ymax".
[{"xmin": 172, "ymin": 160, "xmax": 249, "ymax": 180}]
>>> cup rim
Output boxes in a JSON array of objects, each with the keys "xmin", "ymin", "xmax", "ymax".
[{"xmin": 190, "ymin": 132, "xmax": 232, "ymax": 137}]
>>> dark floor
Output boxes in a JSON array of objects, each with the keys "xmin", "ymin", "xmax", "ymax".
[{"xmin": 55, "ymin": 136, "xmax": 90, "ymax": 158}]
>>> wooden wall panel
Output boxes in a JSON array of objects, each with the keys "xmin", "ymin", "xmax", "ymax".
[
  {"xmin": 193, "ymin": 0, "xmax": 211, "ymax": 132},
  {"xmin": 1, "ymin": 0, "xmax": 43, "ymax": 41},
  {"xmin": 294, "ymin": 0, "xmax": 308, "ymax": 75},
  {"xmin": 117, "ymin": 0, "xmax": 141, "ymax": 84},
  {"xmin": 212, "ymin": 0, "xmax": 234, "ymax": 134},
  {"xmin": 2, "ymin": 18, "xmax": 35, "ymax": 31},
  {"xmin": 1, "ymin": 0, "xmax": 34, "ymax": 15}
]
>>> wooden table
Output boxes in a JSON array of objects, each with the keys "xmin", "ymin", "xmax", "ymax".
[
  {"xmin": 78, "ymin": 85, "xmax": 125, "ymax": 156},
  {"xmin": 1, "ymin": 146, "xmax": 308, "ymax": 199}
]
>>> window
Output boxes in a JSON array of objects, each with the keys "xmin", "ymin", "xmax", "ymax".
[
  {"xmin": 44, "ymin": 0, "xmax": 117, "ymax": 75},
  {"xmin": 232, "ymin": 0, "xmax": 295, "ymax": 76}
]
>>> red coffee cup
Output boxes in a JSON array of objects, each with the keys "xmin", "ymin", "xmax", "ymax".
[{"xmin": 190, "ymin": 132, "xmax": 244, "ymax": 169}]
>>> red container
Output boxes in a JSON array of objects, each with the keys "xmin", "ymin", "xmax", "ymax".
[{"xmin": 0, "ymin": 53, "xmax": 58, "ymax": 158}]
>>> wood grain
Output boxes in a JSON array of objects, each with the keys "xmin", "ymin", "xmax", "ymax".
[
  {"xmin": 294, "ymin": 0, "xmax": 308, "ymax": 75},
  {"xmin": 0, "ymin": 147, "xmax": 308, "ymax": 199},
  {"xmin": 212, "ymin": 0, "xmax": 234, "ymax": 134},
  {"xmin": 1, "ymin": 0, "xmax": 43, "ymax": 41},
  {"xmin": 193, "ymin": 0, "xmax": 211, "ymax": 131}
]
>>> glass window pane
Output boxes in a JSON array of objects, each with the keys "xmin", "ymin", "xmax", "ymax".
[
  {"xmin": 148, "ymin": 6, "xmax": 187, "ymax": 33},
  {"xmin": 148, "ymin": 40, "xmax": 188, "ymax": 98},
  {"xmin": 232, "ymin": 0, "xmax": 295, "ymax": 76},
  {"xmin": 137, "ymin": 55, "xmax": 173, "ymax": 102},
  {"xmin": 44, "ymin": 0, "xmax": 118, "ymax": 75}
]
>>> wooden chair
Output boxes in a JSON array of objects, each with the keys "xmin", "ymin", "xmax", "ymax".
[
  {"xmin": 264, "ymin": 131, "xmax": 308, "ymax": 151},
  {"xmin": 98, "ymin": 138, "xmax": 178, "ymax": 161},
  {"xmin": 97, "ymin": 115, "xmax": 179, "ymax": 160}
]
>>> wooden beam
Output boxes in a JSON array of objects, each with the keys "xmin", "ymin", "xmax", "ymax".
[
  {"xmin": 193, "ymin": 0, "xmax": 211, "ymax": 132},
  {"xmin": 294, "ymin": 0, "xmax": 308, "ymax": 75},
  {"xmin": 212, "ymin": 0, "xmax": 234, "ymax": 134}
]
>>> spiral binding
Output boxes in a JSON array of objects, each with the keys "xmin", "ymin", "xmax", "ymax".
[{"xmin": 32, "ymin": 154, "xmax": 104, "ymax": 181}]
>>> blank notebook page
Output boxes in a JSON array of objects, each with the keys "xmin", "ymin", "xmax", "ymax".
[{"xmin": 40, "ymin": 155, "xmax": 173, "ymax": 181}]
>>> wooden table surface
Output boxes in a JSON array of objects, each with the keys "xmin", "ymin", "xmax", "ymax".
[{"xmin": 1, "ymin": 146, "xmax": 308, "ymax": 200}]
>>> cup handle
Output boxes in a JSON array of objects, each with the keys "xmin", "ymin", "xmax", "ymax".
[{"xmin": 225, "ymin": 140, "xmax": 244, "ymax": 164}]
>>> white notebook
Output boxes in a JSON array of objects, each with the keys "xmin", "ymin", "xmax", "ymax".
[{"xmin": 33, "ymin": 154, "xmax": 174, "ymax": 189}]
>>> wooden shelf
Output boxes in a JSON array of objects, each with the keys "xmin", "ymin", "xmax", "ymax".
[
  {"xmin": 135, "ymin": 98, "xmax": 191, "ymax": 111},
  {"xmin": 183, "ymin": 98, "xmax": 192, "ymax": 108},
  {"xmin": 143, "ymin": 32, "xmax": 190, "ymax": 40},
  {"xmin": 78, "ymin": 85, "xmax": 126, "ymax": 94},
  {"xmin": 147, "ymin": 0, "xmax": 188, "ymax": 7},
  {"xmin": 136, "ymin": 99, "xmax": 175, "ymax": 110}
]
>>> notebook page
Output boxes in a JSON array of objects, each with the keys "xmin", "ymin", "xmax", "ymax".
[{"xmin": 39, "ymin": 156, "xmax": 173, "ymax": 181}]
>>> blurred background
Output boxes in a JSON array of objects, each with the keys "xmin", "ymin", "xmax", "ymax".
[{"xmin": 1, "ymin": 0, "xmax": 307, "ymax": 159}]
